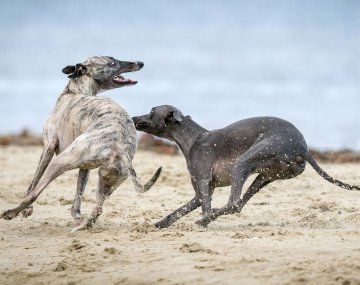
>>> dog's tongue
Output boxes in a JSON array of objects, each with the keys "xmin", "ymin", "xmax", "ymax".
[{"xmin": 113, "ymin": 75, "xmax": 137, "ymax": 85}]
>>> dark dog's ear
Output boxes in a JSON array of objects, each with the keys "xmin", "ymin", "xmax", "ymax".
[
  {"xmin": 185, "ymin": 115, "xmax": 192, "ymax": 120},
  {"xmin": 165, "ymin": 110, "xmax": 183, "ymax": 124},
  {"xmin": 62, "ymin": 64, "xmax": 89, "ymax": 78}
]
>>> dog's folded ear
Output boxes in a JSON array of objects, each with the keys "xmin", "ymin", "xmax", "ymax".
[
  {"xmin": 62, "ymin": 65, "xmax": 76, "ymax": 75},
  {"xmin": 166, "ymin": 110, "xmax": 183, "ymax": 124},
  {"xmin": 62, "ymin": 64, "xmax": 89, "ymax": 78}
]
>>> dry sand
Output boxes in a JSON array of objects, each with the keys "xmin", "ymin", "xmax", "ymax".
[{"xmin": 0, "ymin": 146, "xmax": 359, "ymax": 285}]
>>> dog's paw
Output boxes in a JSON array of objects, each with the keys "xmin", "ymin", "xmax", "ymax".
[
  {"xmin": 1, "ymin": 209, "xmax": 18, "ymax": 220},
  {"xmin": 73, "ymin": 218, "xmax": 83, "ymax": 227},
  {"xmin": 71, "ymin": 206, "xmax": 81, "ymax": 221},
  {"xmin": 195, "ymin": 217, "xmax": 211, "ymax": 228},
  {"xmin": 21, "ymin": 207, "xmax": 33, "ymax": 218},
  {"xmin": 70, "ymin": 220, "xmax": 92, "ymax": 233},
  {"xmin": 154, "ymin": 220, "xmax": 170, "ymax": 229},
  {"xmin": 71, "ymin": 211, "xmax": 83, "ymax": 227},
  {"xmin": 154, "ymin": 215, "xmax": 173, "ymax": 229},
  {"xmin": 70, "ymin": 224, "xmax": 86, "ymax": 233}
]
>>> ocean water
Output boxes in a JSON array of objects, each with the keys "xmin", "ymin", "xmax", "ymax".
[{"xmin": 0, "ymin": 1, "xmax": 359, "ymax": 149}]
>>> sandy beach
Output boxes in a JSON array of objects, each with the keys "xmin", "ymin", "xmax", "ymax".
[{"xmin": 0, "ymin": 146, "xmax": 359, "ymax": 285}]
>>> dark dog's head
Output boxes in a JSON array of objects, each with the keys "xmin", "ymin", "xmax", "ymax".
[
  {"xmin": 62, "ymin": 56, "xmax": 144, "ymax": 92},
  {"xmin": 133, "ymin": 105, "xmax": 185, "ymax": 139}
]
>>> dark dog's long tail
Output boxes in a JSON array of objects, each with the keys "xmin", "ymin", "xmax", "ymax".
[
  {"xmin": 121, "ymin": 153, "xmax": 162, "ymax": 193},
  {"xmin": 304, "ymin": 153, "xmax": 360, "ymax": 191}
]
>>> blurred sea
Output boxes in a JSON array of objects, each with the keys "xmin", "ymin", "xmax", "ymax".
[{"xmin": 0, "ymin": 0, "xmax": 359, "ymax": 149}]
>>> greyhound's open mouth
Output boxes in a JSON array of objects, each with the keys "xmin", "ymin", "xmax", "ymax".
[{"xmin": 113, "ymin": 74, "xmax": 137, "ymax": 85}]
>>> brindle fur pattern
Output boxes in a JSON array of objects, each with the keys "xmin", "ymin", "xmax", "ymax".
[
  {"xmin": 1, "ymin": 56, "xmax": 161, "ymax": 232},
  {"xmin": 133, "ymin": 105, "xmax": 359, "ymax": 228}
]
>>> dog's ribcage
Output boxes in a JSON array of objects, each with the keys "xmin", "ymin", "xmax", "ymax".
[{"xmin": 47, "ymin": 94, "xmax": 137, "ymax": 156}]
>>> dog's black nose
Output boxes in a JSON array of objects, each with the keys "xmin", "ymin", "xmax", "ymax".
[{"xmin": 137, "ymin": 61, "xmax": 144, "ymax": 68}]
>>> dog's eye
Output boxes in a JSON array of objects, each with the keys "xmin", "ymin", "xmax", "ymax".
[{"xmin": 110, "ymin": 61, "xmax": 116, "ymax": 66}]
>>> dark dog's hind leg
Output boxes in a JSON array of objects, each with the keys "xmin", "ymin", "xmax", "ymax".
[
  {"xmin": 196, "ymin": 149, "xmax": 306, "ymax": 227},
  {"xmin": 235, "ymin": 174, "xmax": 272, "ymax": 212}
]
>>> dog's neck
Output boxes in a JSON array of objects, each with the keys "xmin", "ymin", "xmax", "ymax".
[
  {"xmin": 169, "ymin": 117, "xmax": 208, "ymax": 159},
  {"xmin": 62, "ymin": 76, "xmax": 99, "ymax": 96}
]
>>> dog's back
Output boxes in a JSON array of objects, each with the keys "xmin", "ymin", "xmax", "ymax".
[{"xmin": 50, "ymin": 93, "xmax": 136, "ymax": 154}]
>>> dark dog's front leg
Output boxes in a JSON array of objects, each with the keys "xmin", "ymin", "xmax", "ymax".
[
  {"xmin": 196, "ymin": 174, "xmax": 272, "ymax": 227},
  {"xmin": 155, "ymin": 196, "xmax": 201, "ymax": 229},
  {"xmin": 197, "ymin": 180, "xmax": 212, "ymax": 215}
]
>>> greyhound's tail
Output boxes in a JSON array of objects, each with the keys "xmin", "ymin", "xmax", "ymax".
[
  {"xmin": 121, "ymin": 154, "xmax": 162, "ymax": 193},
  {"xmin": 304, "ymin": 152, "xmax": 360, "ymax": 191},
  {"xmin": 128, "ymin": 165, "xmax": 162, "ymax": 193}
]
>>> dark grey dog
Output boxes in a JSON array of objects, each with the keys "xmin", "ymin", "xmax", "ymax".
[
  {"xmin": 1, "ymin": 56, "xmax": 161, "ymax": 232},
  {"xmin": 133, "ymin": 105, "xmax": 360, "ymax": 228}
]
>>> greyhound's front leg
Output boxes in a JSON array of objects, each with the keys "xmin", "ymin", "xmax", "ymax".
[{"xmin": 155, "ymin": 196, "xmax": 201, "ymax": 229}]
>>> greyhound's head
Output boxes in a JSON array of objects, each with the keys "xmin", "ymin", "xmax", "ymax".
[
  {"xmin": 62, "ymin": 56, "xmax": 144, "ymax": 93},
  {"xmin": 132, "ymin": 105, "xmax": 185, "ymax": 139}
]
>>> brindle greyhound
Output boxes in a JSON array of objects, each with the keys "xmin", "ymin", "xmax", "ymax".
[
  {"xmin": 133, "ymin": 105, "xmax": 359, "ymax": 228},
  {"xmin": 1, "ymin": 56, "xmax": 161, "ymax": 232}
]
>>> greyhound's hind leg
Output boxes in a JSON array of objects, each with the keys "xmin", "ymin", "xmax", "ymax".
[
  {"xmin": 71, "ymin": 169, "xmax": 90, "ymax": 225},
  {"xmin": 71, "ymin": 166, "xmax": 128, "ymax": 232},
  {"xmin": 1, "ymin": 150, "xmax": 79, "ymax": 220},
  {"xmin": 22, "ymin": 142, "xmax": 56, "ymax": 217}
]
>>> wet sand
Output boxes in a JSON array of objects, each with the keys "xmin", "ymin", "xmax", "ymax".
[{"xmin": 0, "ymin": 146, "xmax": 359, "ymax": 285}]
